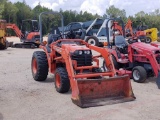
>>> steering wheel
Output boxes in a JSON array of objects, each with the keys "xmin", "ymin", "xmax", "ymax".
[{"xmin": 66, "ymin": 30, "xmax": 76, "ymax": 39}]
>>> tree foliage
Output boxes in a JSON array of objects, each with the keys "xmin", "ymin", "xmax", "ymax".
[{"xmin": 106, "ymin": 5, "xmax": 126, "ymax": 19}]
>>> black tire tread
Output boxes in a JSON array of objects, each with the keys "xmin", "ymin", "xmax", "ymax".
[
  {"xmin": 112, "ymin": 55, "xmax": 119, "ymax": 69},
  {"xmin": 55, "ymin": 67, "xmax": 70, "ymax": 93},
  {"xmin": 132, "ymin": 66, "xmax": 147, "ymax": 83},
  {"xmin": 86, "ymin": 36, "xmax": 99, "ymax": 46},
  {"xmin": 32, "ymin": 51, "xmax": 48, "ymax": 81}
]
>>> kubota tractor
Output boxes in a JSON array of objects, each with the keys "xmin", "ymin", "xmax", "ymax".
[
  {"xmin": 31, "ymin": 11, "xmax": 135, "ymax": 108},
  {"xmin": 104, "ymin": 18, "xmax": 160, "ymax": 89},
  {"xmin": 6, "ymin": 19, "xmax": 40, "ymax": 48}
]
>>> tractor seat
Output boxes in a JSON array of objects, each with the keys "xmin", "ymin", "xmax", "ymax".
[
  {"xmin": 48, "ymin": 34, "xmax": 60, "ymax": 45},
  {"xmin": 75, "ymin": 29, "xmax": 86, "ymax": 40},
  {"xmin": 115, "ymin": 35, "xmax": 128, "ymax": 48},
  {"xmin": 115, "ymin": 35, "xmax": 128, "ymax": 54},
  {"xmin": 47, "ymin": 34, "xmax": 61, "ymax": 53}
]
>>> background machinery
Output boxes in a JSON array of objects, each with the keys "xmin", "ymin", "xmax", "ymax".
[
  {"xmin": 104, "ymin": 18, "xmax": 160, "ymax": 89},
  {"xmin": 111, "ymin": 19, "xmax": 149, "ymax": 43},
  {"xmin": 6, "ymin": 19, "xmax": 40, "ymax": 48},
  {"xmin": 0, "ymin": 19, "xmax": 9, "ymax": 50},
  {"xmin": 144, "ymin": 28, "xmax": 158, "ymax": 43},
  {"xmin": 63, "ymin": 18, "xmax": 111, "ymax": 46},
  {"xmin": 31, "ymin": 11, "xmax": 135, "ymax": 108}
]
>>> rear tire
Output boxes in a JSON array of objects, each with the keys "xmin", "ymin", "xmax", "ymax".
[
  {"xmin": 132, "ymin": 66, "xmax": 147, "ymax": 83},
  {"xmin": 31, "ymin": 51, "xmax": 48, "ymax": 81},
  {"xmin": 103, "ymin": 55, "xmax": 119, "ymax": 71},
  {"xmin": 54, "ymin": 67, "xmax": 70, "ymax": 93},
  {"xmin": 86, "ymin": 36, "xmax": 99, "ymax": 46},
  {"xmin": 112, "ymin": 55, "xmax": 119, "ymax": 69}
]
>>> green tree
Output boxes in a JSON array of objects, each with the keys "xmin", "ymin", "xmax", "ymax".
[
  {"xmin": 14, "ymin": 2, "xmax": 32, "ymax": 27},
  {"xmin": 2, "ymin": 1, "xmax": 18, "ymax": 23},
  {"xmin": 106, "ymin": 5, "xmax": 126, "ymax": 19},
  {"xmin": 0, "ymin": 0, "xmax": 8, "ymax": 19}
]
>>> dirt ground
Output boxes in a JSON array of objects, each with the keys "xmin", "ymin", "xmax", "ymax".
[{"xmin": 0, "ymin": 37, "xmax": 160, "ymax": 120}]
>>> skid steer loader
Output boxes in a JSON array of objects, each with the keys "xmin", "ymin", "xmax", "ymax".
[{"xmin": 31, "ymin": 11, "xmax": 135, "ymax": 108}]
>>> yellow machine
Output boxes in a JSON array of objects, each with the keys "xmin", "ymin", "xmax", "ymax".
[
  {"xmin": 0, "ymin": 19, "xmax": 8, "ymax": 50},
  {"xmin": 145, "ymin": 28, "xmax": 158, "ymax": 42}
]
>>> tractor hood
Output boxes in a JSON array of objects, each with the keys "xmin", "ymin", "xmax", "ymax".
[
  {"xmin": 62, "ymin": 44, "xmax": 90, "ymax": 52},
  {"xmin": 131, "ymin": 42, "xmax": 160, "ymax": 52}
]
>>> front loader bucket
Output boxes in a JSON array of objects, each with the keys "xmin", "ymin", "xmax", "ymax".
[{"xmin": 72, "ymin": 75, "xmax": 135, "ymax": 108}]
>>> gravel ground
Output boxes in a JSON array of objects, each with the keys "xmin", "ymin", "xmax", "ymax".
[{"xmin": 0, "ymin": 37, "xmax": 160, "ymax": 120}]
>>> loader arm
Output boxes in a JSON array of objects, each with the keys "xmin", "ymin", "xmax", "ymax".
[
  {"xmin": 6, "ymin": 23, "xmax": 24, "ymax": 38},
  {"xmin": 125, "ymin": 19, "xmax": 133, "ymax": 36},
  {"xmin": 112, "ymin": 22, "xmax": 123, "ymax": 35},
  {"xmin": 87, "ymin": 44, "xmax": 116, "ymax": 75},
  {"xmin": 52, "ymin": 45, "xmax": 81, "ymax": 100},
  {"xmin": 142, "ymin": 53, "xmax": 160, "ymax": 77},
  {"xmin": 129, "ymin": 45, "xmax": 160, "ymax": 77}
]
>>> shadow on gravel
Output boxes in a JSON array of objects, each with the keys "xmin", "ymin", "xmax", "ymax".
[
  {"xmin": 39, "ymin": 77, "xmax": 54, "ymax": 83},
  {"xmin": 0, "ymin": 113, "xmax": 3, "ymax": 120},
  {"xmin": 144, "ymin": 77, "xmax": 156, "ymax": 84}
]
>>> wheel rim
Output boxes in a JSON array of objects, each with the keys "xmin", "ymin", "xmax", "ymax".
[
  {"xmin": 55, "ymin": 73, "xmax": 61, "ymax": 88},
  {"xmin": 146, "ymin": 38, "xmax": 151, "ymax": 43},
  {"xmin": 133, "ymin": 70, "xmax": 140, "ymax": 81},
  {"xmin": 88, "ymin": 39, "xmax": 95, "ymax": 45},
  {"xmin": 32, "ymin": 58, "xmax": 37, "ymax": 74}
]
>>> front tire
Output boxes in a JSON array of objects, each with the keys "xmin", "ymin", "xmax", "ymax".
[
  {"xmin": 86, "ymin": 36, "xmax": 99, "ymax": 46},
  {"xmin": 132, "ymin": 66, "xmax": 147, "ymax": 83},
  {"xmin": 54, "ymin": 67, "xmax": 70, "ymax": 93},
  {"xmin": 31, "ymin": 51, "xmax": 48, "ymax": 81}
]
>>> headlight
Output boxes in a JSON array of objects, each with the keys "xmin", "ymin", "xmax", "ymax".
[
  {"xmin": 84, "ymin": 50, "xmax": 90, "ymax": 54},
  {"xmin": 79, "ymin": 50, "xmax": 83, "ymax": 55},
  {"xmin": 73, "ymin": 50, "xmax": 91, "ymax": 55}
]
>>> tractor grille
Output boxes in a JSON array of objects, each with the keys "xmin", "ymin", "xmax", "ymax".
[
  {"xmin": 34, "ymin": 35, "xmax": 40, "ymax": 39},
  {"xmin": 71, "ymin": 54, "xmax": 92, "ymax": 66}
]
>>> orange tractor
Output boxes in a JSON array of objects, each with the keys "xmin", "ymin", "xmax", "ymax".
[{"xmin": 31, "ymin": 12, "xmax": 135, "ymax": 108}]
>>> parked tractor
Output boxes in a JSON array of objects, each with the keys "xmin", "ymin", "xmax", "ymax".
[
  {"xmin": 103, "ymin": 18, "xmax": 160, "ymax": 89},
  {"xmin": 31, "ymin": 12, "xmax": 135, "ymax": 108}
]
